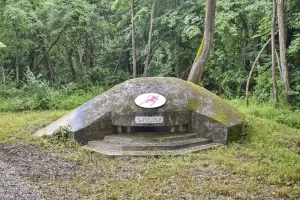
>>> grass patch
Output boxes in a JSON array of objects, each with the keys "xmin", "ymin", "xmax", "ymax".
[
  {"xmin": 230, "ymin": 99, "xmax": 300, "ymax": 129},
  {"xmin": 0, "ymin": 106, "xmax": 300, "ymax": 199},
  {"xmin": 0, "ymin": 110, "xmax": 69, "ymax": 142}
]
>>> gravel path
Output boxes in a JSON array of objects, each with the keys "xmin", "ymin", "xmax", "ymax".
[
  {"xmin": 0, "ymin": 143, "xmax": 82, "ymax": 200},
  {"xmin": 0, "ymin": 160, "xmax": 44, "ymax": 200}
]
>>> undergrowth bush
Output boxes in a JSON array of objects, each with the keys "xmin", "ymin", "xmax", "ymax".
[
  {"xmin": 23, "ymin": 68, "xmax": 54, "ymax": 110},
  {"xmin": 0, "ymin": 69, "xmax": 106, "ymax": 112},
  {"xmin": 0, "ymin": 87, "xmax": 105, "ymax": 112}
]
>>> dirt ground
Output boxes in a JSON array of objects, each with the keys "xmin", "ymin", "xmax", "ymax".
[
  {"xmin": 0, "ymin": 143, "xmax": 82, "ymax": 199},
  {"xmin": 0, "ymin": 142, "xmax": 295, "ymax": 200}
]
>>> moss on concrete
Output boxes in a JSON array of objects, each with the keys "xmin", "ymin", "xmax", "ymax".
[
  {"xmin": 185, "ymin": 81, "xmax": 245, "ymax": 127},
  {"xmin": 167, "ymin": 94, "xmax": 174, "ymax": 101},
  {"xmin": 210, "ymin": 101, "xmax": 245, "ymax": 127},
  {"xmin": 186, "ymin": 98, "xmax": 199, "ymax": 111},
  {"xmin": 185, "ymin": 81, "xmax": 203, "ymax": 94},
  {"xmin": 122, "ymin": 104, "xmax": 133, "ymax": 113}
]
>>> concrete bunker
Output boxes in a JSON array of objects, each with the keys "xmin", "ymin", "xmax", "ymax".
[{"xmin": 36, "ymin": 77, "xmax": 245, "ymax": 155}]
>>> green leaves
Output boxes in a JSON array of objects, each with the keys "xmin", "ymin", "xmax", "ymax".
[
  {"xmin": 288, "ymin": 34, "xmax": 300, "ymax": 56},
  {"xmin": 0, "ymin": 0, "xmax": 299, "ymax": 107},
  {"xmin": 183, "ymin": 15, "xmax": 201, "ymax": 39},
  {"xmin": 111, "ymin": 0, "xmax": 129, "ymax": 11},
  {"xmin": 4, "ymin": 0, "xmax": 42, "ymax": 33}
]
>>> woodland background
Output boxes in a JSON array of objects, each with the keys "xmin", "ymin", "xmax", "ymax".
[
  {"xmin": 0, "ymin": 0, "xmax": 300, "ymax": 111},
  {"xmin": 1, "ymin": 2, "xmax": 300, "ymax": 198}
]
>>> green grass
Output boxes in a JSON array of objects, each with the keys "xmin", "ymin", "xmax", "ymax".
[
  {"xmin": 0, "ymin": 110, "xmax": 69, "ymax": 142},
  {"xmin": 0, "ymin": 104, "xmax": 300, "ymax": 199},
  {"xmin": 230, "ymin": 99, "xmax": 300, "ymax": 129}
]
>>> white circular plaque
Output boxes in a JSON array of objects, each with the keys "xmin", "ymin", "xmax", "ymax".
[{"xmin": 135, "ymin": 93, "xmax": 166, "ymax": 108}]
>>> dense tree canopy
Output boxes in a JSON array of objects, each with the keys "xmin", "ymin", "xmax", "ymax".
[{"xmin": 1, "ymin": 0, "xmax": 300, "ymax": 107}]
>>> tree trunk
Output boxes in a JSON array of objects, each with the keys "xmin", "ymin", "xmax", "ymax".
[
  {"xmin": 46, "ymin": 56, "xmax": 55, "ymax": 83},
  {"xmin": 67, "ymin": 49, "xmax": 76, "ymax": 82},
  {"xmin": 15, "ymin": 56, "xmax": 19, "ymax": 84},
  {"xmin": 143, "ymin": 0, "xmax": 156, "ymax": 77},
  {"xmin": 113, "ymin": 44, "xmax": 125, "ymax": 76},
  {"xmin": 131, "ymin": 0, "xmax": 137, "ymax": 78},
  {"xmin": 275, "ymin": 50, "xmax": 282, "ymax": 79},
  {"xmin": 83, "ymin": 31, "xmax": 93, "ymax": 69},
  {"xmin": 188, "ymin": 0, "xmax": 217, "ymax": 84},
  {"xmin": 272, "ymin": 0, "xmax": 279, "ymax": 107},
  {"xmin": 1, "ymin": 66, "xmax": 6, "ymax": 89},
  {"xmin": 193, "ymin": 37, "xmax": 205, "ymax": 63},
  {"xmin": 277, "ymin": 0, "xmax": 290, "ymax": 104}
]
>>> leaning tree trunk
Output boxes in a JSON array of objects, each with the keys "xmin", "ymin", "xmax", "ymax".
[
  {"xmin": 277, "ymin": 0, "xmax": 290, "ymax": 104},
  {"xmin": 245, "ymin": 31, "xmax": 279, "ymax": 106},
  {"xmin": 187, "ymin": 0, "xmax": 217, "ymax": 84},
  {"xmin": 272, "ymin": 0, "xmax": 279, "ymax": 107},
  {"xmin": 1, "ymin": 66, "xmax": 6, "ymax": 89},
  {"xmin": 143, "ymin": 0, "xmax": 156, "ymax": 77},
  {"xmin": 246, "ymin": 37, "xmax": 272, "ymax": 106},
  {"xmin": 113, "ymin": 43, "xmax": 125, "ymax": 75},
  {"xmin": 131, "ymin": 0, "xmax": 137, "ymax": 78},
  {"xmin": 0, "ymin": 41, "xmax": 6, "ymax": 89},
  {"xmin": 15, "ymin": 56, "xmax": 19, "ymax": 84},
  {"xmin": 66, "ymin": 48, "xmax": 76, "ymax": 82},
  {"xmin": 34, "ymin": 26, "xmax": 66, "ymax": 72}
]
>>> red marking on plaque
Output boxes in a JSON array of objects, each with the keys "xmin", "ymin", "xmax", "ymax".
[
  {"xmin": 140, "ymin": 95, "xmax": 159, "ymax": 106},
  {"xmin": 135, "ymin": 93, "xmax": 166, "ymax": 108}
]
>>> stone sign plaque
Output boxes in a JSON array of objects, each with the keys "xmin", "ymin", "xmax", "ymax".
[
  {"xmin": 135, "ymin": 116, "xmax": 164, "ymax": 124},
  {"xmin": 135, "ymin": 93, "xmax": 166, "ymax": 108}
]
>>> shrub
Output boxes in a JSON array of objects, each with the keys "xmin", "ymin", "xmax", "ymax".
[{"xmin": 24, "ymin": 68, "xmax": 54, "ymax": 110}]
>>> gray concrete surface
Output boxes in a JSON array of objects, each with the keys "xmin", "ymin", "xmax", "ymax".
[{"xmin": 36, "ymin": 77, "xmax": 245, "ymax": 145}]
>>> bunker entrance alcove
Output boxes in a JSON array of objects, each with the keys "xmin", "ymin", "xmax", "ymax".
[
  {"xmin": 113, "ymin": 125, "xmax": 190, "ymax": 134},
  {"xmin": 36, "ymin": 77, "xmax": 245, "ymax": 156}
]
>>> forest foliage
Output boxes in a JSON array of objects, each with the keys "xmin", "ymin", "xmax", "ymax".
[{"xmin": 1, "ymin": 0, "xmax": 300, "ymax": 110}]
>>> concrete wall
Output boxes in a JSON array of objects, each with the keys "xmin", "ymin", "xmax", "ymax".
[
  {"xmin": 191, "ymin": 113, "xmax": 228, "ymax": 144},
  {"xmin": 111, "ymin": 111, "xmax": 191, "ymax": 126},
  {"xmin": 72, "ymin": 113, "xmax": 112, "ymax": 143}
]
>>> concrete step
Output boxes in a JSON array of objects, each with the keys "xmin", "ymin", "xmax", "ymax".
[
  {"xmin": 87, "ymin": 132, "xmax": 224, "ymax": 156},
  {"xmin": 89, "ymin": 137, "xmax": 212, "ymax": 151},
  {"xmin": 103, "ymin": 133, "xmax": 197, "ymax": 144},
  {"xmin": 87, "ymin": 142, "xmax": 223, "ymax": 156}
]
